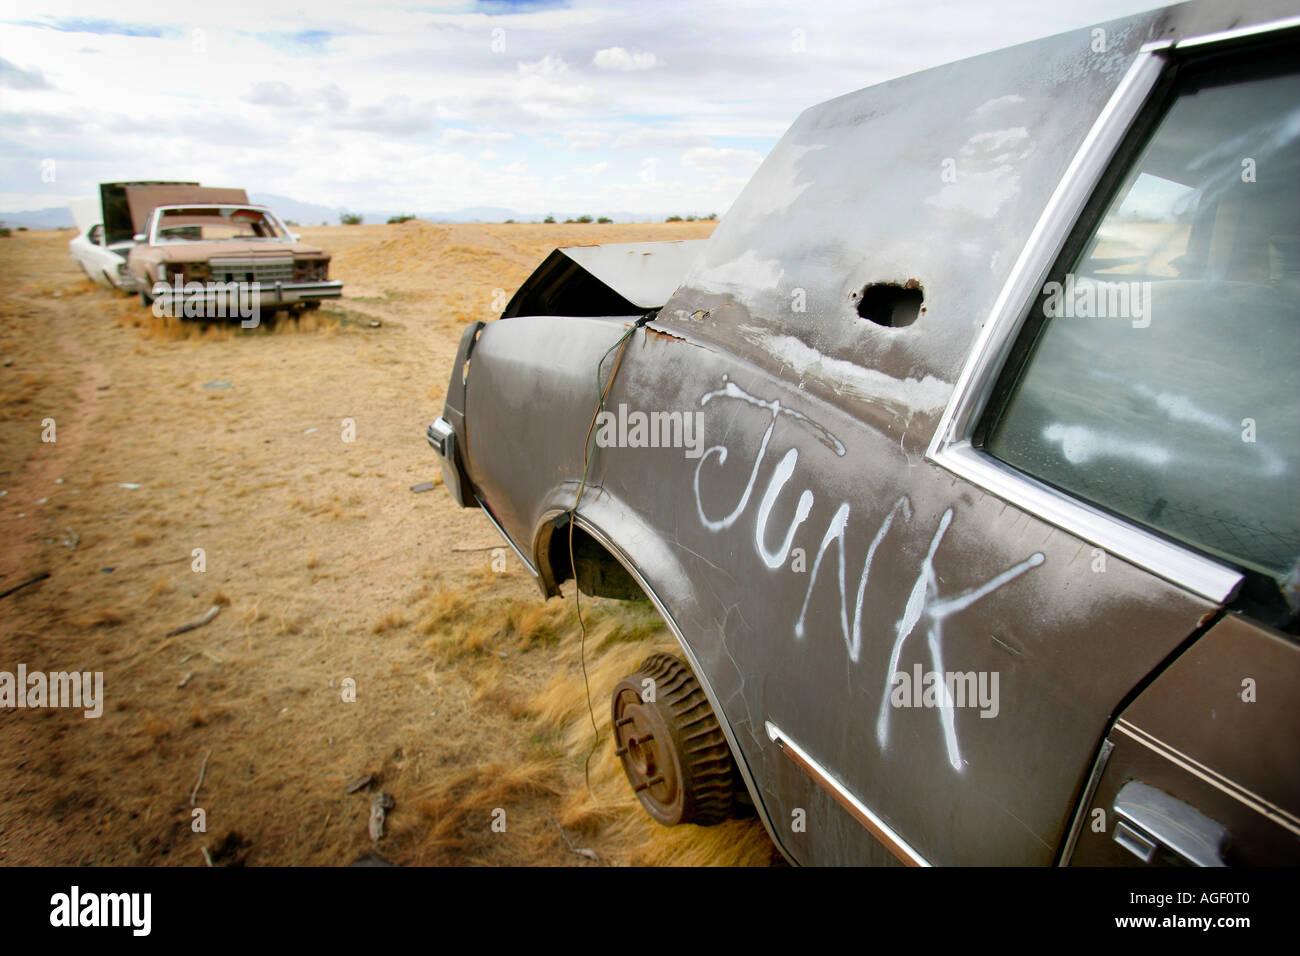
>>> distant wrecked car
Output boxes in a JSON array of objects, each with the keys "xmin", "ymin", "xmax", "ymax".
[
  {"xmin": 428, "ymin": 0, "xmax": 1299, "ymax": 868},
  {"xmin": 128, "ymin": 201, "xmax": 341, "ymax": 319},
  {"xmin": 68, "ymin": 181, "xmax": 206, "ymax": 292}
]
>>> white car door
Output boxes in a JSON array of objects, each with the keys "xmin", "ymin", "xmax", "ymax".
[{"xmin": 68, "ymin": 197, "xmax": 127, "ymax": 289}]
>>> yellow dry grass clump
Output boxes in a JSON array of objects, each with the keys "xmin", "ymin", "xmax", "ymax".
[
  {"xmin": 525, "ymin": 599, "xmax": 776, "ymax": 867},
  {"xmin": 408, "ymin": 572, "xmax": 777, "ymax": 866}
]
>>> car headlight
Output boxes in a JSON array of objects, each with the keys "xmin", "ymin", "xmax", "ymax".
[
  {"xmin": 172, "ymin": 262, "xmax": 211, "ymax": 282},
  {"xmin": 294, "ymin": 258, "xmax": 329, "ymax": 281}
]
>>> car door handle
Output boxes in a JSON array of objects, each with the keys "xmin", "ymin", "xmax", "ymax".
[{"xmin": 1112, "ymin": 780, "xmax": 1229, "ymax": 866}]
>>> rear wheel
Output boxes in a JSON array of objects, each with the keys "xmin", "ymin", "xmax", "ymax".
[{"xmin": 611, "ymin": 653, "xmax": 735, "ymax": 826}]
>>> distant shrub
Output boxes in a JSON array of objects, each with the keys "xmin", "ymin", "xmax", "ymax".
[
  {"xmin": 685, "ymin": 215, "xmax": 697, "ymax": 222},
  {"xmin": 16, "ymin": 226, "xmax": 28, "ymax": 232},
  {"xmin": 0, "ymin": 224, "xmax": 10, "ymax": 238},
  {"xmin": 575, "ymin": 214, "xmax": 593, "ymax": 223},
  {"xmin": 339, "ymin": 212, "xmax": 363, "ymax": 225},
  {"xmin": 504, "ymin": 218, "xmax": 515, "ymax": 223},
  {"xmin": 665, "ymin": 215, "xmax": 683, "ymax": 222},
  {"xmin": 284, "ymin": 219, "xmax": 299, "ymax": 227},
  {"xmin": 387, "ymin": 214, "xmax": 415, "ymax": 224},
  {"xmin": 596, "ymin": 217, "xmax": 612, "ymax": 223},
  {"xmin": 706, "ymin": 212, "xmax": 718, "ymax": 220},
  {"xmin": 543, "ymin": 215, "xmax": 555, "ymax": 223}
]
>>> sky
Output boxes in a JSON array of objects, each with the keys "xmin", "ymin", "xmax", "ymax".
[{"xmin": 0, "ymin": 0, "xmax": 1174, "ymax": 218}]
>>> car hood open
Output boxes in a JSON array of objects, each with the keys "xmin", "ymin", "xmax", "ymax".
[{"xmin": 502, "ymin": 239, "xmax": 706, "ymax": 318}]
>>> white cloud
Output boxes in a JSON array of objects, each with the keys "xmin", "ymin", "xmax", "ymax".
[
  {"xmin": 614, "ymin": 128, "xmax": 710, "ymax": 150},
  {"xmin": 564, "ymin": 130, "xmax": 611, "ymax": 152},
  {"xmin": 0, "ymin": 56, "xmax": 56, "ymax": 91},
  {"xmin": 509, "ymin": 54, "xmax": 593, "ymax": 118},
  {"xmin": 0, "ymin": 0, "xmax": 1188, "ymax": 215},
  {"xmin": 681, "ymin": 146, "xmax": 764, "ymax": 175},
  {"xmin": 576, "ymin": 161, "xmax": 609, "ymax": 175},
  {"xmin": 517, "ymin": 53, "xmax": 570, "ymax": 77},
  {"xmin": 441, "ymin": 129, "xmax": 515, "ymax": 145},
  {"xmin": 593, "ymin": 46, "xmax": 658, "ymax": 71}
]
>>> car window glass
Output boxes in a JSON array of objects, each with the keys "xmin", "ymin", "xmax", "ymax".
[
  {"xmin": 985, "ymin": 61, "xmax": 1300, "ymax": 590},
  {"xmin": 155, "ymin": 209, "xmax": 286, "ymax": 241}
]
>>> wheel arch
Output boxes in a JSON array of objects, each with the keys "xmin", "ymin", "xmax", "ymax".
[{"xmin": 530, "ymin": 494, "xmax": 794, "ymax": 863}]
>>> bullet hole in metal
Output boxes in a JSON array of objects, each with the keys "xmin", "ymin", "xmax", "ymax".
[{"xmin": 857, "ymin": 280, "xmax": 924, "ymax": 327}]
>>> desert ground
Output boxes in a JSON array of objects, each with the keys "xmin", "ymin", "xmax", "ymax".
[{"xmin": 0, "ymin": 220, "xmax": 780, "ymax": 866}]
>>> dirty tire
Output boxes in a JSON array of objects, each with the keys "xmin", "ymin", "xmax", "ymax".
[{"xmin": 612, "ymin": 653, "xmax": 734, "ymax": 826}]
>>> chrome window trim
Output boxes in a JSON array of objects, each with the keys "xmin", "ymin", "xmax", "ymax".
[
  {"xmin": 1058, "ymin": 738, "xmax": 1114, "ymax": 866},
  {"xmin": 926, "ymin": 44, "xmax": 1246, "ymax": 605},
  {"xmin": 1172, "ymin": 12, "xmax": 1300, "ymax": 50}
]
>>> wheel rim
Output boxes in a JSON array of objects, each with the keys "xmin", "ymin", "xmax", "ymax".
[{"xmin": 612, "ymin": 685, "xmax": 685, "ymax": 825}]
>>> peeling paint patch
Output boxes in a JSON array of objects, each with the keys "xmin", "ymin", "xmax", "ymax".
[
  {"xmin": 643, "ymin": 325, "xmax": 688, "ymax": 343},
  {"xmin": 974, "ymin": 94, "xmax": 1026, "ymax": 116},
  {"xmin": 925, "ymin": 126, "xmax": 1031, "ymax": 220},
  {"xmin": 738, "ymin": 327, "xmax": 951, "ymax": 412},
  {"xmin": 695, "ymin": 249, "xmax": 784, "ymax": 295}
]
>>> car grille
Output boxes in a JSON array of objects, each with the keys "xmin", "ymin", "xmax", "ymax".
[
  {"xmin": 294, "ymin": 258, "xmax": 329, "ymax": 281},
  {"xmin": 208, "ymin": 257, "xmax": 295, "ymax": 284}
]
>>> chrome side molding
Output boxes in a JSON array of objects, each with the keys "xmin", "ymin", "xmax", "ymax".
[{"xmin": 765, "ymin": 720, "xmax": 930, "ymax": 867}]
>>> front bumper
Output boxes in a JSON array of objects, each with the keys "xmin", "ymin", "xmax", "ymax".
[
  {"xmin": 427, "ymin": 417, "xmax": 471, "ymax": 507},
  {"xmin": 114, "ymin": 265, "xmax": 140, "ymax": 293},
  {"xmin": 153, "ymin": 280, "xmax": 343, "ymax": 309}
]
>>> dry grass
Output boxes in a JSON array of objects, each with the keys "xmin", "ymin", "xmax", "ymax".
[
  {"xmin": 73, "ymin": 607, "xmax": 127, "ymax": 628},
  {"xmin": 400, "ymin": 569, "xmax": 776, "ymax": 866},
  {"xmin": 0, "ymin": 221, "xmax": 778, "ymax": 868},
  {"xmin": 521, "ymin": 599, "xmax": 776, "ymax": 866},
  {"xmin": 372, "ymin": 610, "xmax": 408, "ymax": 634}
]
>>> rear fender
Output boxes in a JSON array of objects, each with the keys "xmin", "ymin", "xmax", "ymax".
[{"xmin": 532, "ymin": 489, "xmax": 794, "ymax": 863}]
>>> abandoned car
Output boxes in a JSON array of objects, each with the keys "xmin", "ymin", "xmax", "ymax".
[
  {"xmin": 428, "ymin": 0, "xmax": 1299, "ymax": 866},
  {"xmin": 67, "ymin": 181, "xmax": 211, "ymax": 292},
  {"xmin": 127, "ymin": 199, "xmax": 341, "ymax": 316}
]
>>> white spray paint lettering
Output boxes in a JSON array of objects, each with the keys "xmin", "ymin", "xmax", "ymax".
[
  {"xmin": 873, "ymin": 509, "xmax": 1043, "ymax": 770},
  {"xmin": 692, "ymin": 378, "xmax": 1043, "ymax": 771}
]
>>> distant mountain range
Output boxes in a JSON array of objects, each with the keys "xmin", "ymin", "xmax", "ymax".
[
  {"xmin": 0, "ymin": 207, "xmax": 74, "ymax": 230},
  {"xmin": 0, "ymin": 193, "xmax": 707, "ymax": 231},
  {"xmin": 253, "ymin": 194, "xmax": 684, "ymax": 226}
]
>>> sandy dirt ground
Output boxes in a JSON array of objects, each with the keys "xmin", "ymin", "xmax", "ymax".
[{"xmin": 0, "ymin": 221, "xmax": 779, "ymax": 867}]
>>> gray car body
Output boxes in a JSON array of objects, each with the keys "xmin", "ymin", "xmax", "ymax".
[{"xmin": 430, "ymin": 0, "xmax": 1300, "ymax": 866}]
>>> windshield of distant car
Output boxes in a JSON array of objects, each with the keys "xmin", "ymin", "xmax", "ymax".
[{"xmin": 152, "ymin": 206, "xmax": 289, "ymax": 242}]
